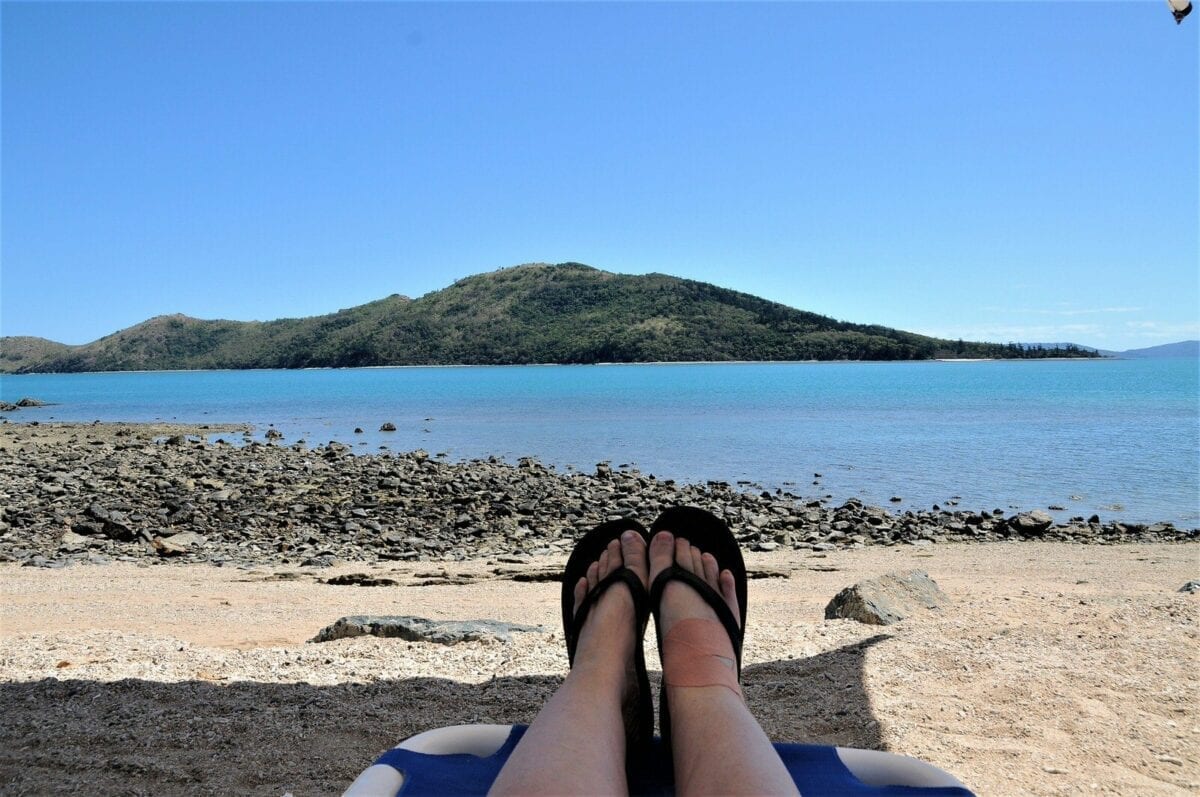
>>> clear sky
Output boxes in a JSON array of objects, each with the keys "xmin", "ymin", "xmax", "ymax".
[{"xmin": 2, "ymin": 1, "xmax": 1197, "ymax": 350}]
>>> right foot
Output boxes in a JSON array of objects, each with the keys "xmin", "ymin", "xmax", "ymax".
[{"xmin": 648, "ymin": 530, "xmax": 741, "ymax": 651}]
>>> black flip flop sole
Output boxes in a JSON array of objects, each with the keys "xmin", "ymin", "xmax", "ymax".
[
  {"xmin": 558, "ymin": 517, "xmax": 654, "ymax": 770},
  {"xmin": 648, "ymin": 506, "xmax": 748, "ymax": 762},
  {"xmin": 559, "ymin": 517, "xmax": 650, "ymax": 653},
  {"xmin": 649, "ymin": 506, "xmax": 748, "ymax": 634}
]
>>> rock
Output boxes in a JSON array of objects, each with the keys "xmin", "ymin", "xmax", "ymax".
[
  {"xmin": 747, "ymin": 567, "xmax": 791, "ymax": 579},
  {"xmin": 379, "ymin": 422, "xmax": 397, "ymax": 432},
  {"xmin": 164, "ymin": 434, "xmax": 187, "ymax": 446},
  {"xmin": 85, "ymin": 503, "xmax": 111, "ymax": 522},
  {"xmin": 354, "ymin": 427, "xmax": 364, "ymax": 434},
  {"xmin": 494, "ymin": 566, "xmax": 560, "ymax": 583},
  {"xmin": 309, "ymin": 615, "xmax": 542, "ymax": 644},
  {"xmin": 71, "ymin": 520, "xmax": 106, "ymax": 537},
  {"xmin": 889, "ymin": 496, "xmax": 903, "ymax": 503},
  {"xmin": 101, "ymin": 517, "xmax": 138, "ymax": 542},
  {"xmin": 0, "ymin": 402, "xmax": 17, "ymax": 412},
  {"xmin": 1179, "ymin": 581, "xmax": 1200, "ymax": 594},
  {"xmin": 1047, "ymin": 504, "xmax": 1065, "ymax": 511},
  {"xmin": 59, "ymin": 530, "xmax": 91, "ymax": 551},
  {"xmin": 824, "ymin": 570, "xmax": 950, "ymax": 625},
  {"xmin": 324, "ymin": 573, "xmax": 398, "ymax": 587},
  {"xmin": 1010, "ymin": 510, "xmax": 1054, "ymax": 535},
  {"xmin": 154, "ymin": 531, "xmax": 207, "ymax": 556},
  {"xmin": 264, "ymin": 428, "xmax": 284, "ymax": 440},
  {"xmin": 15, "ymin": 397, "xmax": 46, "ymax": 407}
]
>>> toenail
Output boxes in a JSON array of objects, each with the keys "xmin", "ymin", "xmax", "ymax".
[{"xmin": 621, "ymin": 530, "xmax": 636, "ymax": 542}]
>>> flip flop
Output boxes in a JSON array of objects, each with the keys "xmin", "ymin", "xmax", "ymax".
[
  {"xmin": 648, "ymin": 506, "xmax": 748, "ymax": 754},
  {"xmin": 559, "ymin": 517, "xmax": 654, "ymax": 766}
]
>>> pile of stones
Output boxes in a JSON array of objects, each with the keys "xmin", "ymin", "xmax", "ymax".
[{"xmin": 0, "ymin": 425, "xmax": 1192, "ymax": 569}]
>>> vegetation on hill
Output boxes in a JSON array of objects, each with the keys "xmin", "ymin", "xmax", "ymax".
[{"xmin": 0, "ymin": 263, "xmax": 1100, "ymax": 373}]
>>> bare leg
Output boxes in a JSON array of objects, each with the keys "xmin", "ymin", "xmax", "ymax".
[
  {"xmin": 650, "ymin": 531, "xmax": 799, "ymax": 796},
  {"xmin": 489, "ymin": 530, "xmax": 649, "ymax": 796}
]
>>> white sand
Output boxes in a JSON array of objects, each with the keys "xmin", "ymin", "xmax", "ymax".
[{"xmin": 0, "ymin": 543, "xmax": 1196, "ymax": 795}]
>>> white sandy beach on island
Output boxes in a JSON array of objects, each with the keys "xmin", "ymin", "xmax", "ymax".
[{"xmin": 0, "ymin": 542, "xmax": 1196, "ymax": 796}]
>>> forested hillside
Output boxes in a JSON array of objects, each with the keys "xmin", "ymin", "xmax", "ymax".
[{"xmin": 0, "ymin": 263, "xmax": 1097, "ymax": 372}]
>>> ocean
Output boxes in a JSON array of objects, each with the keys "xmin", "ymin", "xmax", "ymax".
[{"xmin": 2, "ymin": 359, "xmax": 1197, "ymax": 527}]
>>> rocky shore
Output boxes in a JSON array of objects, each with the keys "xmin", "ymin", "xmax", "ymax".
[{"xmin": 0, "ymin": 422, "xmax": 1193, "ymax": 569}]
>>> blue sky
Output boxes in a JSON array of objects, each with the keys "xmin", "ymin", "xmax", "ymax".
[{"xmin": 2, "ymin": 2, "xmax": 1197, "ymax": 350}]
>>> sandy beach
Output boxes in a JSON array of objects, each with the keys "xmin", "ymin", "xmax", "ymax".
[{"xmin": 1, "ymin": 542, "xmax": 1196, "ymax": 796}]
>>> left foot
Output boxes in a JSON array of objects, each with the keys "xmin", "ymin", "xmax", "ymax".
[{"xmin": 569, "ymin": 530, "xmax": 650, "ymax": 694}]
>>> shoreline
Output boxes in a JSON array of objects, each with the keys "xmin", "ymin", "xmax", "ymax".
[{"xmin": 0, "ymin": 422, "xmax": 1193, "ymax": 572}]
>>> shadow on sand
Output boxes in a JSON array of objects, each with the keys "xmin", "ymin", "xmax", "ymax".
[{"xmin": 0, "ymin": 635, "xmax": 890, "ymax": 796}]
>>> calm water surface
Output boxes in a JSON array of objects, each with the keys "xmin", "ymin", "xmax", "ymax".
[{"xmin": 3, "ymin": 360, "xmax": 1197, "ymax": 526}]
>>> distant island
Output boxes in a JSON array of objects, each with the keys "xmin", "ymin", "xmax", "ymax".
[
  {"xmin": 1095, "ymin": 340, "xmax": 1200, "ymax": 359},
  {"xmin": 0, "ymin": 263, "xmax": 1104, "ymax": 373}
]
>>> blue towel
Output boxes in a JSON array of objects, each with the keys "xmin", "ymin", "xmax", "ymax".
[{"xmin": 373, "ymin": 725, "xmax": 976, "ymax": 796}]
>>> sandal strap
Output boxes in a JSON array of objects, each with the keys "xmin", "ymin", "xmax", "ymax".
[
  {"xmin": 650, "ymin": 565, "xmax": 743, "ymax": 673},
  {"xmin": 566, "ymin": 567, "xmax": 649, "ymax": 666}
]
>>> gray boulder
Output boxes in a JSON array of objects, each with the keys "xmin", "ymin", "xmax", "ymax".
[
  {"xmin": 1010, "ymin": 510, "xmax": 1054, "ymax": 535},
  {"xmin": 825, "ymin": 570, "xmax": 950, "ymax": 625},
  {"xmin": 58, "ymin": 530, "xmax": 91, "ymax": 551},
  {"xmin": 154, "ymin": 531, "xmax": 207, "ymax": 556},
  {"xmin": 1179, "ymin": 580, "xmax": 1200, "ymax": 594},
  {"xmin": 310, "ymin": 615, "xmax": 543, "ymax": 645}
]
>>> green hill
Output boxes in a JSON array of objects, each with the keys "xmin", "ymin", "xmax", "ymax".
[
  {"xmin": 0, "ymin": 263, "xmax": 1097, "ymax": 373},
  {"xmin": 0, "ymin": 336, "xmax": 74, "ymax": 372}
]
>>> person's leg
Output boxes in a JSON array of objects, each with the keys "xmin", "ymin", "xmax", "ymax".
[
  {"xmin": 650, "ymin": 530, "xmax": 799, "ymax": 796},
  {"xmin": 489, "ymin": 530, "xmax": 649, "ymax": 796}
]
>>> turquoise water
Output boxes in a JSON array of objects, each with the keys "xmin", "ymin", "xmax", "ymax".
[{"xmin": 2, "ymin": 359, "xmax": 1197, "ymax": 527}]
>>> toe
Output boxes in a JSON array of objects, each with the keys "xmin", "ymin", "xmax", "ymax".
[
  {"xmin": 702, "ymin": 551, "xmax": 719, "ymax": 587},
  {"xmin": 675, "ymin": 538, "xmax": 695, "ymax": 574},
  {"xmin": 598, "ymin": 545, "xmax": 613, "ymax": 580},
  {"xmin": 719, "ymin": 568, "xmax": 741, "ymax": 627},
  {"xmin": 649, "ymin": 531, "xmax": 675, "ymax": 583},
  {"xmin": 600, "ymin": 539, "xmax": 621, "ymax": 580},
  {"xmin": 572, "ymin": 575, "xmax": 588, "ymax": 617},
  {"xmin": 586, "ymin": 560, "xmax": 600, "ymax": 592},
  {"xmin": 620, "ymin": 529, "xmax": 649, "ymax": 589},
  {"xmin": 690, "ymin": 545, "xmax": 705, "ymax": 578}
]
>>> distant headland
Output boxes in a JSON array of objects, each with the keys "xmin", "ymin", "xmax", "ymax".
[{"xmin": 0, "ymin": 262, "xmax": 1110, "ymax": 373}]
